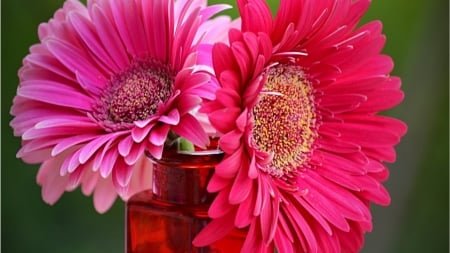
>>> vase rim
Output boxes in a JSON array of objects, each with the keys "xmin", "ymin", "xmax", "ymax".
[{"xmin": 176, "ymin": 149, "xmax": 223, "ymax": 156}]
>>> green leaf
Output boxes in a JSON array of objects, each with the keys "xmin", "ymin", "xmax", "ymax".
[{"xmin": 178, "ymin": 137, "xmax": 195, "ymax": 152}]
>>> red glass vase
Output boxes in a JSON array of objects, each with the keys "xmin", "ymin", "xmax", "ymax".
[{"xmin": 126, "ymin": 143, "xmax": 247, "ymax": 253}]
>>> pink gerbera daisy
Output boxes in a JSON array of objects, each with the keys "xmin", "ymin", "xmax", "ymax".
[
  {"xmin": 10, "ymin": 0, "xmax": 235, "ymax": 213},
  {"xmin": 194, "ymin": 0, "xmax": 407, "ymax": 252}
]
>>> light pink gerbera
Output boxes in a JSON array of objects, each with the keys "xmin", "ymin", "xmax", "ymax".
[
  {"xmin": 194, "ymin": 0, "xmax": 407, "ymax": 252},
  {"xmin": 10, "ymin": 0, "xmax": 235, "ymax": 213}
]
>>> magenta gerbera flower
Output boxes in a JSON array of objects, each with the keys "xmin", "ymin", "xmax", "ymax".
[
  {"xmin": 10, "ymin": 0, "xmax": 235, "ymax": 213},
  {"xmin": 194, "ymin": 0, "xmax": 407, "ymax": 252}
]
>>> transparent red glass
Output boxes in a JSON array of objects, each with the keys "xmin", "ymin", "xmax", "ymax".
[{"xmin": 126, "ymin": 143, "xmax": 247, "ymax": 253}]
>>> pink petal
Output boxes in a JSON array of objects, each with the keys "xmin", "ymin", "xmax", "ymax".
[
  {"xmin": 235, "ymin": 190, "xmax": 256, "ymax": 228},
  {"xmin": 37, "ymin": 156, "xmax": 69, "ymax": 205},
  {"xmin": 158, "ymin": 109, "xmax": 180, "ymax": 125},
  {"xmin": 229, "ymin": 163, "xmax": 253, "ymax": 204},
  {"xmin": 99, "ymin": 149, "xmax": 119, "ymax": 178},
  {"xmin": 209, "ymin": 107, "xmax": 241, "ymax": 134},
  {"xmin": 176, "ymin": 94, "xmax": 202, "ymax": 115},
  {"xmin": 113, "ymin": 158, "xmax": 133, "ymax": 187},
  {"xmin": 172, "ymin": 113, "xmax": 209, "ymax": 148},
  {"xmin": 192, "ymin": 212, "xmax": 235, "ymax": 247},
  {"xmin": 147, "ymin": 143, "xmax": 164, "ymax": 160},
  {"xmin": 124, "ymin": 144, "xmax": 145, "ymax": 166},
  {"xmin": 149, "ymin": 124, "xmax": 170, "ymax": 146},
  {"xmin": 52, "ymin": 134, "xmax": 98, "ymax": 156},
  {"xmin": 218, "ymin": 129, "xmax": 242, "ymax": 153},
  {"xmin": 91, "ymin": 4, "xmax": 129, "ymax": 69},
  {"xmin": 68, "ymin": 12, "xmax": 119, "ymax": 73},
  {"xmin": 109, "ymin": 0, "xmax": 147, "ymax": 58},
  {"xmin": 80, "ymin": 169, "xmax": 100, "ymax": 196},
  {"xmin": 93, "ymin": 176, "xmax": 118, "ymax": 213},
  {"xmin": 207, "ymin": 173, "xmax": 231, "ymax": 192},
  {"xmin": 208, "ymin": 188, "xmax": 233, "ymax": 219},
  {"xmin": 215, "ymin": 146, "xmax": 244, "ymax": 178},
  {"xmin": 18, "ymin": 80, "xmax": 93, "ymax": 110},
  {"xmin": 46, "ymin": 39, "xmax": 107, "ymax": 88},
  {"xmin": 79, "ymin": 133, "xmax": 117, "ymax": 164},
  {"xmin": 132, "ymin": 123, "xmax": 153, "ymax": 143},
  {"xmin": 118, "ymin": 135, "xmax": 133, "ymax": 157}
]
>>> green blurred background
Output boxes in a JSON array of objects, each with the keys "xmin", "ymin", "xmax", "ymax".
[{"xmin": 2, "ymin": 0, "xmax": 448, "ymax": 252}]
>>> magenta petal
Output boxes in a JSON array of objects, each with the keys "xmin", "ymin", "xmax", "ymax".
[
  {"xmin": 336, "ymin": 221, "xmax": 365, "ymax": 253},
  {"xmin": 260, "ymin": 198, "xmax": 274, "ymax": 243},
  {"xmin": 177, "ymin": 94, "xmax": 202, "ymax": 115},
  {"xmin": 213, "ymin": 42, "xmax": 236, "ymax": 79},
  {"xmin": 215, "ymin": 147, "xmax": 244, "ymax": 178},
  {"xmin": 113, "ymin": 160, "xmax": 133, "ymax": 187},
  {"xmin": 296, "ymin": 197, "xmax": 333, "ymax": 235},
  {"xmin": 20, "ymin": 138, "xmax": 60, "ymax": 155},
  {"xmin": 124, "ymin": 144, "xmax": 145, "ymax": 166},
  {"xmin": 172, "ymin": 113, "xmax": 209, "ymax": 148},
  {"xmin": 149, "ymin": 124, "xmax": 170, "ymax": 146},
  {"xmin": 235, "ymin": 190, "xmax": 256, "ymax": 228},
  {"xmin": 359, "ymin": 181, "xmax": 391, "ymax": 206},
  {"xmin": 238, "ymin": 0, "xmax": 273, "ymax": 34},
  {"xmin": 35, "ymin": 117, "xmax": 99, "ymax": 129},
  {"xmin": 291, "ymin": 207, "xmax": 319, "ymax": 253},
  {"xmin": 253, "ymin": 176, "xmax": 266, "ymax": 217},
  {"xmin": 192, "ymin": 212, "xmax": 235, "ymax": 247},
  {"xmin": 93, "ymin": 146, "xmax": 108, "ymax": 172},
  {"xmin": 240, "ymin": 220, "xmax": 265, "ymax": 253},
  {"xmin": 24, "ymin": 52, "xmax": 75, "ymax": 82},
  {"xmin": 235, "ymin": 108, "xmax": 248, "ymax": 132},
  {"xmin": 208, "ymin": 188, "xmax": 233, "ymax": 219},
  {"xmin": 68, "ymin": 12, "xmax": 119, "ymax": 72},
  {"xmin": 132, "ymin": 124, "xmax": 153, "ymax": 143},
  {"xmin": 209, "ymin": 107, "xmax": 241, "ymax": 134},
  {"xmin": 199, "ymin": 4, "xmax": 232, "ymax": 22},
  {"xmin": 118, "ymin": 135, "xmax": 133, "ymax": 157},
  {"xmin": 219, "ymin": 70, "xmax": 241, "ymax": 91},
  {"xmin": 52, "ymin": 134, "xmax": 98, "ymax": 156},
  {"xmin": 219, "ymin": 129, "xmax": 242, "ymax": 153},
  {"xmin": 229, "ymin": 165, "xmax": 253, "ymax": 204},
  {"xmin": 207, "ymin": 173, "xmax": 231, "ymax": 192},
  {"xmin": 158, "ymin": 109, "xmax": 180, "ymax": 125},
  {"xmin": 147, "ymin": 144, "xmax": 164, "ymax": 160},
  {"xmin": 91, "ymin": 4, "xmax": 129, "ymax": 69},
  {"xmin": 303, "ymin": 170, "xmax": 371, "ymax": 226},
  {"xmin": 18, "ymin": 81, "xmax": 93, "ymax": 110},
  {"xmin": 134, "ymin": 118, "xmax": 153, "ymax": 128},
  {"xmin": 215, "ymin": 88, "xmax": 241, "ymax": 107},
  {"xmin": 110, "ymin": 0, "xmax": 147, "ymax": 58},
  {"xmin": 79, "ymin": 134, "xmax": 115, "ymax": 164},
  {"xmin": 46, "ymin": 39, "xmax": 107, "ymax": 87},
  {"xmin": 99, "ymin": 149, "xmax": 119, "ymax": 178},
  {"xmin": 67, "ymin": 149, "xmax": 82, "ymax": 173},
  {"xmin": 247, "ymin": 154, "xmax": 259, "ymax": 179},
  {"xmin": 273, "ymin": 230, "xmax": 294, "ymax": 253}
]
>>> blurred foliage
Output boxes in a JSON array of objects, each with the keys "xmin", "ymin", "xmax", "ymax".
[{"xmin": 1, "ymin": 0, "xmax": 448, "ymax": 252}]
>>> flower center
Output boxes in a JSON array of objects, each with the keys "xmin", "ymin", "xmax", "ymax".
[
  {"xmin": 93, "ymin": 59, "xmax": 174, "ymax": 130},
  {"xmin": 252, "ymin": 64, "xmax": 317, "ymax": 177}
]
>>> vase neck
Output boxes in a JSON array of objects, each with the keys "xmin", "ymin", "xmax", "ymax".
[{"xmin": 150, "ymin": 150, "xmax": 223, "ymax": 205}]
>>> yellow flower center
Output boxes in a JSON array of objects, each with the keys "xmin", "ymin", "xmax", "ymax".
[
  {"xmin": 93, "ymin": 59, "xmax": 174, "ymax": 130},
  {"xmin": 252, "ymin": 64, "xmax": 317, "ymax": 177}
]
